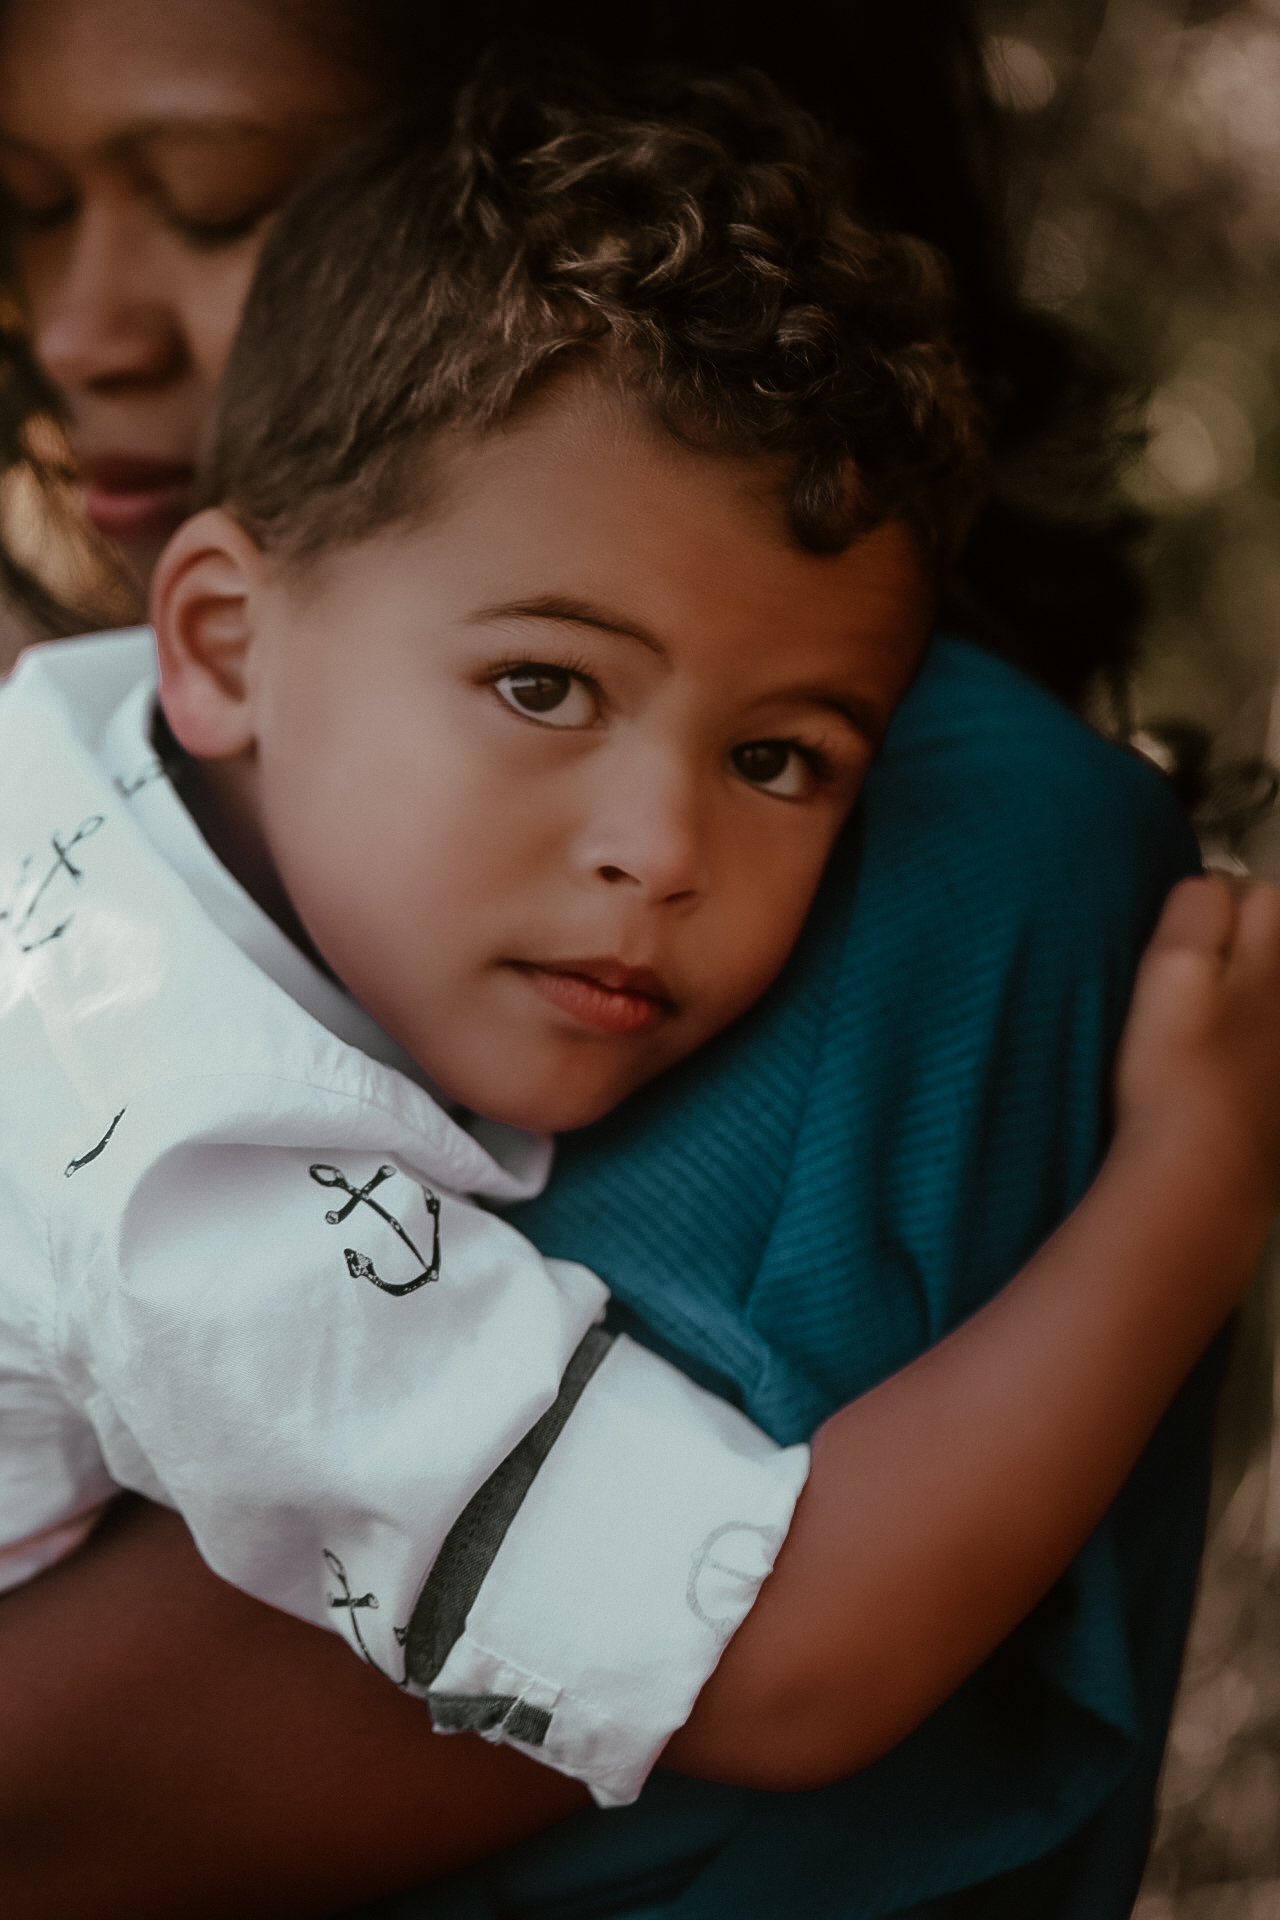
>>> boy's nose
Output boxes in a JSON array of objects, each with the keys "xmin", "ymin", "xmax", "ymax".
[
  {"xmin": 34, "ymin": 208, "xmax": 187, "ymax": 396},
  {"xmin": 595, "ymin": 858, "xmax": 698, "ymax": 902},
  {"xmin": 582, "ymin": 759, "xmax": 708, "ymax": 905}
]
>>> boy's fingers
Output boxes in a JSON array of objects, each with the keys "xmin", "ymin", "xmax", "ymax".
[
  {"xmin": 1234, "ymin": 877, "xmax": 1280, "ymax": 979},
  {"xmin": 1147, "ymin": 874, "xmax": 1238, "ymax": 959},
  {"xmin": 1156, "ymin": 874, "xmax": 1280, "ymax": 982}
]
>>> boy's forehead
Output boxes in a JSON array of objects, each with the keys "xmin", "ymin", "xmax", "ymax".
[
  {"xmin": 286, "ymin": 372, "xmax": 933, "ymax": 723},
  {"xmin": 448, "ymin": 382, "xmax": 928, "ymax": 631},
  {"xmin": 422, "ymin": 374, "xmax": 902, "ymax": 578}
]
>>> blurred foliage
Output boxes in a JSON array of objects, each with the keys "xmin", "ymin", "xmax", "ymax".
[{"xmin": 977, "ymin": 0, "xmax": 1280, "ymax": 865}]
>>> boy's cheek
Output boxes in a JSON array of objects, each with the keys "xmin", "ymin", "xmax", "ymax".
[{"xmin": 717, "ymin": 820, "xmax": 848, "ymax": 976}]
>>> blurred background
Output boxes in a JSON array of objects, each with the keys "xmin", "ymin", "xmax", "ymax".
[
  {"xmin": 977, "ymin": 0, "xmax": 1280, "ymax": 863},
  {"xmin": 974, "ymin": 3, "xmax": 1280, "ymax": 1911}
]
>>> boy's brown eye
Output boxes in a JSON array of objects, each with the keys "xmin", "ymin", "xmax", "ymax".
[
  {"xmin": 505, "ymin": 668, "xmax": 570, "ymax": 711},
  {"xmin": 730, "ymin": 740, "xmax": 816, "ymax": 799},
  {"xmin": 733, "ymin": 742, "xmax": 789, "ymax": 784},
  {"xmin": 494, "ymin": 665, "xmax": 596, "ymax": 728}
]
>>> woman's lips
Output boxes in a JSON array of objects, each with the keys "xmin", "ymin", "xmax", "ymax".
[
  {"xmin": 510, "ymin": 958, "xmax": 673, "ymax": 1036},
  {"xmin": 78, "ymin": 455, "xmax": 196, "ymax": 545}
]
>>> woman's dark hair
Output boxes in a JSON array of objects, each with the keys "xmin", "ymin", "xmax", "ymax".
[{"xmin": 0, "ymin": 0, "xmax": 1140, "ymax": 709}]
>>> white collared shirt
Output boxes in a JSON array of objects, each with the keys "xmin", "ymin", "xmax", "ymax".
[{"xmin": 0, "ymin": 631, "xmax": 809, "ymax": 1807}]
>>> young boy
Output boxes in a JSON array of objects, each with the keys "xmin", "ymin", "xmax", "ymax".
[{"xmin": 1, "ymin": 55, "xmax": 1278, "ymax": 1825}]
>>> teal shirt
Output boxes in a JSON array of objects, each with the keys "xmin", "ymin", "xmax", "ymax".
[{"xmin": 353, "ymin": 637, "xmax": 1212, "ymax": 1920}]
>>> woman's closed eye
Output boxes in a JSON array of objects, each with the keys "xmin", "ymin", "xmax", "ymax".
[
  {"xmin": 162, "ymin": 200, "xmax": 275, "ymax": 250},
  {"xmin": 0, "ymin": 154, "xmax": 75, "ymax": 233},
  {"xmin": 4, "ymin": 189, "xmax": 74, "ymax": 233},
  {"xmin": 493, "ymin": 664, "xmax": 598, "ymax": 728},
  {"xmin": 0, "ymin": 175, "xmax": 275, "ymax": 251},
  {"xmin": 730, "ymin": 739, "xmax": 829, "ymax": 800}
]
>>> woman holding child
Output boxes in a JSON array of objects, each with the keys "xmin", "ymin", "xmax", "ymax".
[{"xmin": 0, "ymin": 4, "xmax": 1252, "ymax": 1918}]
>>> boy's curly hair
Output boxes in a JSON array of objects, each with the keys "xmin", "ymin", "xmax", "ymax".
[{"xmin": 200, "ymin": 48, "xmax": 986, "ymax": 569}]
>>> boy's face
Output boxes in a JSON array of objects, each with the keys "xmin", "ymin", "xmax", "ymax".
[{"xmin": 177, "ymin": 384, "xmax": 933, "ymax": 1131}]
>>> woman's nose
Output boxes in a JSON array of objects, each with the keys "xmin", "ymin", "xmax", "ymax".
[{"xmin": 32, "ymin": 207, "xmax": 186, "ymax": 395}]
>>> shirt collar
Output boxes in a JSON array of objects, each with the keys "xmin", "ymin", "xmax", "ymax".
[{"xmin": 96, "ymin": 658, "xmax": 550, "ymax": 1193}]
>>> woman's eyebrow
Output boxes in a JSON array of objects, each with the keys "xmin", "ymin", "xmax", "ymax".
[
  {"xmin": 114, "ymin": 116, "xmax": 357, "ymax": 156},
  {"xmin": 466, "ymin": 594, "xmax": 667, "ymax": 658},
  {"xmin": 0, "ymin": 133, "xmax": 71, "ymax": 164},
  {"xmin": 0, "ymin": 119, "xmax": 331, "ymax": 167},
  {"xmin": 120, "ymin": 118, "xmax": 281, "ymax": 142},
  {"xmin": 123, "ymin": 111, "xmax": 366, "ymax": 144}
]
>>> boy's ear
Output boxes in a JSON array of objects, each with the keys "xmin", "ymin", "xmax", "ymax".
[{"xmin": 150, "ymin": 508, "xmax": 268, "ymax": 760}]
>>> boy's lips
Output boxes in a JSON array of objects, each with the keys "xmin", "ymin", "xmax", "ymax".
[
  {"xmin": 509, "ymin": 958, "xmax": 674, "ymax": 1036},
  {"xmin": 78, "ymin": 454, "xmax": 196, "ymax": 545}
]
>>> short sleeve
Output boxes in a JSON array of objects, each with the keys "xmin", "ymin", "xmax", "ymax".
[
  {"xmin": 404, "ymin": 1331, "xmax": 808, "ymax": 1806},
  {"xmin": 52, "ymin": 1078, "xmax": 611, "ymax": 1631}
]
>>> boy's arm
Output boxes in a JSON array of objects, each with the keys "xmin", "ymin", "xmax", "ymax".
[{"xmin": 670, "ymin": 873, "xmax": 1280, "ymax": 1785}]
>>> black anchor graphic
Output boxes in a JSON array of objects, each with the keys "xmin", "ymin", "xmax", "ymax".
[
  {"xmin": 3, "ymin": 816, "xmax": 105, "ymax": 953},
  {"xmin": 323, "ymin": 1549, "xmax": 401, "ymax": 1681},
  {"xmin": 308, "ymin": 1162, "xmax": 441, "ymax": 1295},
  {"xmin": 64, "ymin": 1107, "xmax": 126, "ymax": 1177},
  {"xmin": 113, "ymin": 761, "xmax": 166, "ymax": 800}
]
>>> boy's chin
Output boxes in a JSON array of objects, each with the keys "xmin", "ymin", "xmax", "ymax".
[
  {"xmin": 452, "ymin": 1057, "xmax": 657, "ymax": 1136},
  {"xmin": 422, "ymin": 1017, "xmax": 695, "ymax": 1134},
  {"xmin": 472, "ymin": 1080, "xmax": 638, "ymax": 1136}
]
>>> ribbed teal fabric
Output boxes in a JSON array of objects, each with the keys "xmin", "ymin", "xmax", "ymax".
[{"xmin": 354, "ymin": 637, "xmax": 1215, "ymax": 1920}]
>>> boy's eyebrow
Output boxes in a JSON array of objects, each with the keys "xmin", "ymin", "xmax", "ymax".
[
  {"xmin": 771, "ymin": 686, "xmax": 887, "ymax": 748},
  {"xmin": 471, "ymin": 596, "xmax": 887, "ymax": 741},
  {"xmin": 465, "ymin": 594, "xmax": 667, "ymax": 658}
]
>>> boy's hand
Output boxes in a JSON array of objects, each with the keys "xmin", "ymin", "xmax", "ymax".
[{"xmin": 1114, "ymin": 874, "xmax": 1280, "ymax": 1279}]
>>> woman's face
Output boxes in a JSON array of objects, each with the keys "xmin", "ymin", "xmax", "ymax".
[{"xmin": 0, "ymin": 0, "xmax": 376, "ymax": 584}]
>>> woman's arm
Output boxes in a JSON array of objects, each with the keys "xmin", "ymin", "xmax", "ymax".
[
  {"xmin": 4, "ymin": 875, "xmax": 1275, "ymax": 1914},
  {"xmin": 0, "ymin": 1492, "xmax": 589, "ymax": 1918}
]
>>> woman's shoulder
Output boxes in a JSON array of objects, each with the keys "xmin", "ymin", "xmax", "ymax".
[{"xmin": 867, "ymin": 632, "xmax": 1199, "ymax": 904}]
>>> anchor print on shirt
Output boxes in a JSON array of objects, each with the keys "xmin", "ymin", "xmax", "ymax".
[
  {"xmin": 64, "ymin": 1107, "xmax": 127, "ymax": 1178},
  {"xmin": 112, "ymin": 756, "xmax": 167, "ymax": 800},
  {"xmin": 322, "ymin": 1549, "xmax": 553, "ymax": 1745},
  {"xmin": 308, "ymin": 1161, "xmax": 441, "ymax": 1294},
  {"xmin": 1, "ymin": 815, "xmax": 105, "ymax": 953},
  {"xmin": 323, "ymin": 1549, "xmax": 396, "ymax": 1677},
  {"xmin": 687, "ymin": 1521, "xmax": 784, "ymax": 1643}
]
